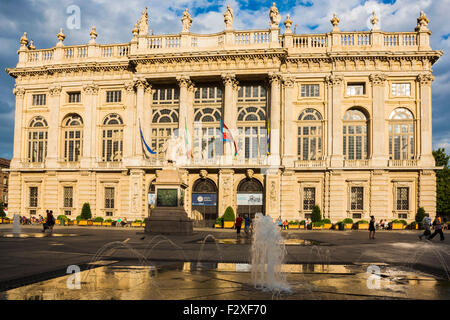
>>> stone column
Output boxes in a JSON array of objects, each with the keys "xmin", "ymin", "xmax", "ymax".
[
  {"xmin": 144, "ymin": 84, "xmax": 154, "ymax": 155},
  {"xmin": 218, "ymin": 169, "xmax": 235, "ymax": 217},
  {"xmin": 187, "ymin": 83, "xmax": 196, "ymax": 162},
  {"xmin": 177, "ymin": 75, "xmax": 191, "ymax": 136},
  {"xmin": 46, "ymin": 85, "xmax": 62, "ymax": 168},
  {"xmin": 81, "ymin": 83, "xmax": 99, "ymax": 168},
  {"xmin": 370, "ymin": 74, "xmax": 388, "ymax": 167},
  {"xmin": 123, "ymin": 81, "xmax": 136, "ymax": 166},
  {"xmin": 326, "ymin": 74, "xmax": 344, "ymax": 167},
  {"xmin": 135, "ymin": 78, "xmax": 148, "ymax": 161},
  {"xmin": 11, "ymin": 87, "xmax": 26, "ymax": 169},
  {"xmin": 269, "ymin": 73, "xmax": 281, "ymax": 166},
  {"xmin": 222, "ymin": 74, "xmax": 238, "ymax": 164},
  {"xmin": 418, "ymin": 73, "xmax": 435, "ymax": 166},
  {"xmin": 282, "ymin": 76, "xmax": 296, "ymax": 167}
]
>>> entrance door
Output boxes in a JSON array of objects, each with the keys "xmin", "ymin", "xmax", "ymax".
[
  {"xmin": 191, "ymin": 178, "xmax": 218, "ymax": 228},
  {"xmin": 237, "ymin": 178, "xmax": 264, "ymax": 219}
]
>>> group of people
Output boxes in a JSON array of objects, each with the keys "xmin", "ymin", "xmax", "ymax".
[
  {"xmin": 419, "ymin": 213, "xmax": 445, "ymax": 241},
  {"xmin": 234, "ymin": 214, "xmax": 251, "ymax": 236},
  {"xmin": 42, "ymin": 210, "xmax": 55, "ymax": 233},
  {"xmin": 376, "ymin": 220, "xmax": 391, "ymax": 230},
  {"xmin": 276, "ymin": 218, "xmax": 290, "ymax": 230}
]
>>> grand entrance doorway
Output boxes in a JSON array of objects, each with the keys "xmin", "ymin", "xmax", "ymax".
[
  {"xmin": 237, "ymin": 178, "xmax": 264, "ymax": 219},
  {"xmin": 191, "ymin": 178, "xmax": 218, "ymax": 228}
]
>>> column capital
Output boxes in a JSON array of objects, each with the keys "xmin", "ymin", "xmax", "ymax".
[
  {"xmin": 49, "ymin": 84, "xmax": 62, "ymax": 96},
  {"xmin": 325, "ymin": 74, "xmax": 344, "ymax": 87},
  {"xmin": 124, "ymin": 80, "xmax": 136, "ymax": 93},
  {"xmin": 135, "ymin": 78, "xmax": 149, "ymax": 90},
  {"xmin": 82, "ymin": 83, "xmax": 99, "ymax": 95},
  {"xmin": 188, "ymin": 82, "xmax": 196, "ymax": 93},
  {"xmin": 268, "ymin": 72, "xmax": 281, "ymax": 86},
  {"xmin": 13, "ymin": 86, "xmax": 25, "ymax": 97},
  {"xmin": 282, "ymin": 75, "xmax": 295, "ymax": 88},
  {"xmin": 221, "ymin": 73, "xmax": 237, "ymax": 86},
  {"xmin": 176, "ymin": 75, "xmax": 192, "ymax": 88},
  {"xmin": 369, "ymin": 73, "xmax": 387, "ymax": 86},
  {"xmin": 417, "ymin": 73, "xmax": 434, "ymax": 86},
  {"xmin": 144, "ymin": 84, "xmax": 154, "ymax": 95}
]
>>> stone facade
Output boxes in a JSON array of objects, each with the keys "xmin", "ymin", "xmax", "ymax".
[
  {"xmin": 0, "ymin": 158, "xmax": 10, "ymax": 205},
  {"xmin": 6, "ymin": 6, "xmax": 442, "ymax": 224}
]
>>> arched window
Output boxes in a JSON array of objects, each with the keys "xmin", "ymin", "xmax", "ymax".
[
  {"xmin": 102, "ymin": 114, "xmax": 124, "ymax": 162},
  {"xmin": 192, "ymin": 178, "xmax": 218, "ymax": 224},
  {"xmin": 151, "ymin": 108, "xmax": 179, "ymax": 155},
  {"xmin": 27, "ymin": 116, "xmax": 48, "ymax": 163},
  {"xmin": 343, "ymin": 109, "xmax": 368, "ymax": 160},
  {"xmin": 62, "ymin": 114, "xmax": 83, "ymax": 162},
  {"xmin": 389, "ymin": 108, "xmax": 415, "ymax": 160},
  {"xmin": 236, "ymin": 178, "xmax": 264, "ymax": 219},
  {"xmin": 297, "ymin": 108, "xmax": 323, "ymax": 160},
  {"xmin": 194, "ymin": 107, "xmax": 223, "ymax": 161}
]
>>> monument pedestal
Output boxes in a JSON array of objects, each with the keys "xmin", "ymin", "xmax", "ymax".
[{"xmin": 145, "ymin": 165, "xmax": 193, "ymax": 236}]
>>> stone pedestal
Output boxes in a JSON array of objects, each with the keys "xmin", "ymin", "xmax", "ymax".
[{"xmin": 145, "ymin": 165, "xmax": 193, "ymax": 235}]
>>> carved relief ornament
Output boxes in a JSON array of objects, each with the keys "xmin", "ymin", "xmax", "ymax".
[
  {"xmin": 221, "ymin": 74, "xmax": 237, "ymax": 87},
  {"xmin": 176, "ymin": 75, "xmax": 191, "ymax": 88},
  {"xmin": 325, "ymin": 74, "xmax": 344, "ymax": 86},
  {"xmin": 82, "ymin": 83, "xmax": 99, "ymax": 95},
  {"xmin": 369, "ymin": 73, "xmax": 387, "ymax": 86},
  {"xmin": 282, "ymin": 76, "xmax": 295, "ymax": 88},
  {"xmin": 417, "ymin": 73, "xmax": 434, "ymax": 86},
  {"xmin": 269, "ymin": 73, "xmax": 281, "ymax": 86},
  {"xmin": 13, "ymin": 86, "xmax": 26, "ymax": 97},
  {"xmin": 49, "ymin": 85, "xmax": 62, "ymax": 96}
]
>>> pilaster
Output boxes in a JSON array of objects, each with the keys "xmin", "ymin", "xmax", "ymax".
[
  {"xmin": 11, "ymin": 87, "xmax": 26, "ymax": 169},
  {"xmin": 46, "ymin": 85, "xmax": 62, "ymax": 168},
  {"xmin": 370, "ymin": 73, "xmax": 388, "ymax": 167}
]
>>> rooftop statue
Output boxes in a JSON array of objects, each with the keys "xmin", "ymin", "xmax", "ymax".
[
  {"xmin": 269, "ymin": 2, "xmax": 282, "ymax": 28},
  {"xmin": 224, "ymin": 5, "xmax": 234, "ymax": 30},
  {"xmin": 181, "ymin": 8, "xmax": 193, "ymax": 33},
  {"xmin": 138, "ymin": 7, "xmax": 149, "ymax": 36}
]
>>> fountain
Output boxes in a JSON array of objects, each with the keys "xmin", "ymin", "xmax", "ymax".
[
  {"xmin": 251, "ymin": 213, "xmax": 291, "ymax": 293},
  {"xmin": 12, "ymin": 214, "xmax": 21, "ymax": 235}
]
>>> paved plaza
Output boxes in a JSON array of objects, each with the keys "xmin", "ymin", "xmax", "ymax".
[{"xmin": 0, "ymin": 224, "xmax": 449, "ymax": 300}]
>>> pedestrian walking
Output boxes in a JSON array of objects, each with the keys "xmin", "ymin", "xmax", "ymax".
[
  {"xmin": 429, "ymin": 214, "xmax": 445, "ymax": 241},
  {"xmin": 235, "ymin": 215, "xmax": 243, "ymax": 235},
  {"xmin": 369, "ymin": 216, "xmax": 376, "ymax": 239},
  {"xmin": 42, "ymin": 210, "xmax": 55, "ymax": 233},
  {"xmin": 418, "ymin": 213, "xmax": 432, "ymax": 240},
  {"xmin": 244, "ymin": 214, "xmax": 251, "ymax": 235}
]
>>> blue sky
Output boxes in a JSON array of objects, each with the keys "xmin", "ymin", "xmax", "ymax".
[{"xmin": 0, "ymin": 0, "xmax": 449, "ymax": 159}]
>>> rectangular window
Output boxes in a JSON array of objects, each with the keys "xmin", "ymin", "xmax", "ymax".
[
  {"xmin": 106, "ymin": 90, "xmax": 122, "ymax": 103},
  {"xmin": 63, "ymin": 187, "xmax": 73, "ymax": 208},
  {"xmin": 105, "ymin": 187, "xmax": 115, "ymax": 209},
  {"xmin": 29, "ymin": 187, "xmax": 38, "ymax": 208},
  {"xmin": 392, "ymin": 83, "xmax": 411, "ymax": 97},
  {"xmin": 153, "ymin": 88, "xmax": 180, "ymax": 105},
  {"xmin": 303, "ymin": 188, "xmax": 316, "ymax": 211},
  {"xmin": 32, "ymin": 94, "xmax": 46, "ymax": 106},
  {"xmin": 301, "ymin": 84, "xmax": 320, "ymax": 97},
  {"xmin": 68, "ymin": 92, "xmax": 81, "ymax": 103},
  {"xmin": 347, "ymin": 83, "xmax": 365, "ymax": 96},
  {"xmin": 350, "ymin": 187, "xmax": 364, "ymax": 210},
  {"xmin": 396, "ymin": 187, "xmax": 409, "ymax": 211}
]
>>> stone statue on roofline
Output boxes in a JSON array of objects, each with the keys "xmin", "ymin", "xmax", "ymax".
[
  {"xmin": 224, "ymin": 4, "xmax": 234, "ymax": 30},
  {"xmin": 269, "ymin": 2, "xmax": 282, "ymax": 28},
  {"xmin": 181, "ymin": 8, "xmax": 193, "ymax": 33},
  {"xmin": 138, "ymin": 7, "xmax": 149, "ymax": 36},
  {"xmin": 416, "ymin": 11, "xmax": 429, "ymax": 31}
]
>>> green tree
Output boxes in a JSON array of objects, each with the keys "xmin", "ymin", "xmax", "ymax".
[
  {"xmin": 80, "ymin": 203, "xmax": 92, "ymax": 220},
  {"xmin": 311, "ymin": 205, "xmax": 322, "ymax": 223},
  {"xmin": 222, "ymin": 206, "xmax": 236, "ymax": 222},
  {"xmin": 0, "ymin": 202, "xmax": 5, "ymax": 218},
  {"xmin": 415, "ymin": 207, "xmax": 426, "ymax": 224},
  {"xmin": 433, "ymin": 149, "xmax": 450, "ymax": 219}
]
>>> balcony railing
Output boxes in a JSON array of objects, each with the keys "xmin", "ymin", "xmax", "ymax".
[
  {"xmin": 388, "ymin": 159, "xmax": 418, "ymax": 167},
  {"xmin": 343, "ymin": 159, "xmax": 370, "ymax": 168},
  {"xmin": 294, "ymin": 160, "xmax": 326, "ymax": 168}
]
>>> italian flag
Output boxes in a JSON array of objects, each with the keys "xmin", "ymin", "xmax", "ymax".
[{"xmin": 221, "ymin": 120, "xmax": 238, "ymax": 157}]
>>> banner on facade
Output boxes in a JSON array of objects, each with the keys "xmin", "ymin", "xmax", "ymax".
[
  {"xmin": 192, "ymin": 193, "xmax": 217, "ymax": 206},
  {"xmin": 237, "ymin": 193, "xmax": 263, "ymax": 206}
]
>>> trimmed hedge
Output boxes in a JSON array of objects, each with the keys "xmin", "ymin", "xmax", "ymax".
[
  {"xmin": 81, "ymin": 203, "xmax": 92, "ymax": 220},
  {"xmin": 222, "ymin": 207, "xmax": 235, "ymax": 222},
  {"xmin": 311, "ymin": 205, "xmax": 322, "ymax": 223},
  {"xmin": 93, "ymin": 217, "xmax": 104, "ymax": 223},
  {"xmin": 321, "ymin": 219, "xmax": 331, "ymax": 224},
  {"xmin": 357, "ymin": 220, "xmax": 369, "ymax": 224},
  {"xmin": 343, "ymin": 218, "xmax": 354, "ymax": 224}
]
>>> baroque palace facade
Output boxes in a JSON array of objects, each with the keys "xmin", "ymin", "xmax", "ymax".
[{"xmin": 6, "ymin": 4, "xmax": 442, "ymax": 225}]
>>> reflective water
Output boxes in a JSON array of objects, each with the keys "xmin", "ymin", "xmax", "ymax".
[
  {"xmin": 196, "ymin": 238, "xmax": 320, "ymax": 246},
  {"xmin": 2, "ymin": 263, "xmax": 449, "ymax": 300},
  {"xmin": 0, "ymin": 232, "xmax": 78, "ymax": 238},
  {"xmin": 1, "ymin": 233, "xmax": 78, "ymax": 238}
]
